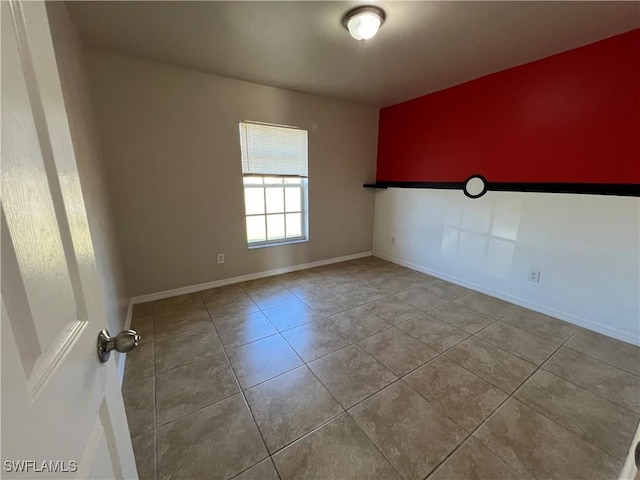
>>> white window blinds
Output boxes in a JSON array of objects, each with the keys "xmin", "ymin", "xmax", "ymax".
[{"xmin": 239, "ymin": 122, "xmax": 308, "ymax": 177}]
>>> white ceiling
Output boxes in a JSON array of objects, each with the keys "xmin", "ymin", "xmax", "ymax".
[{"xmin": 66, "ymin": 1, "xmax": 639, "ymax": 107}]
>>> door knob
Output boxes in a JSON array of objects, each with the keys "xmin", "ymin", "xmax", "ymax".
[{"xmin": 97, "ymin": 329, "xmax": 141, "ymax": 363}]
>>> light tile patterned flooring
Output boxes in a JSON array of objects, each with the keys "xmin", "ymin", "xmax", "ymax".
[{"xmin": 123, "ymin": 257, "xmax": 640, "ymax": 480}]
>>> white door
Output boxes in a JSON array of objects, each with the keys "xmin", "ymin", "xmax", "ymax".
[{"xmin": 1, "ymin": 1, "xmax": 137, "ymax": 478}]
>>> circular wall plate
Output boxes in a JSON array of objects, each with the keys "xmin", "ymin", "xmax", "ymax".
[{"xmin": 463, "ymin": 175, "xmax": 488, "ymax": 199}]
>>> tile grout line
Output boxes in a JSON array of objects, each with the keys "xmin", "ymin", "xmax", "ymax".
[
  {"xmin": 152, "ymin": 390, "xmax": 243, "ymax": 429},
  {"xmin": 344, "ymin": 383, "xmax": 412, "ymax": 480},
  {"xmin": 276, "ymin": 332, "xmax": 351, "ymax": 411},
  {"xmin": 137, "ymin": 291, "xmax": 408, "ymax": 478},
  {"xmin": 434, "ymin": 294, "xmax": 640, "ymax": 378},
  {"xmin": 438, "ymin": 340, "xmax": 534, "ymax": 396},
  {"xmin": 349, "ymin": 320, "xmax": 511, "ymax": 437},
  {"xmin": 538, "ymin": 367, "xmax": 640, "ymax": 416},
  {"xmin": 446, "ymin": 307, "xmax": 640, "ymax": 417},
  {"xmin": 439, "ymin": 308, "xmax": 548, "ymax": 381},
  {"xmin": 561, "ymin": 343, "xmax": 640, "ymax": 379},
  {"xmin": 200, "ymin": 296, "xmax": 277, "ymax": 469},
  {"xmin": 420, "ymin": 327, "xmax": 586, "ymax": 480},
  {"xmin": 152, "ymin": 297, "xmax": 500, "ymax": 399},
  {"xmin": 267, "ymin": 408, "xmax": 347, "ymax": 457},
  {"xmin": 324, "ymin": 292, "xmax": 505, "ymax": 476},
  {"xmin": 499, "ymin": 314, "xmax": 579, "ymax": 344},
  {"xmin": 272, "ymin": 312, "xmax": 415, "ymax": 479},
  {"xmin": 511, "ymin": 368, "xmax": 640, "ymax": 464},
  {"xmin": 128, "ymin": 259, "xmax": 639, "ymax": 480},
  {"xmin": 288, "ymin": 328, "xmax": 475, "ymax": 450},
  {"xmin": 483, "ymin": 314, "xmax": 571, "ymax": 348},
  {"xmin": 200, "ymin": 288, "xmax": 508, "ymax": 428},
  {"xmin": 538, "ymin": 363, "xmax": 640, "ymax": 416},
  {"xmin": 154, "ymin": 349, "xmax": 223, "ymax": 376},
  {"xmin": 276, "ymin": 321, "xmax": 412, "ymax": 421},
  {"xmin": 135, "ymin": 287, "xmax": 524, "ymax": 473},
  {"xmin": 225, "ymin": 295, "xmax": 410, "ymax": 376},
  {"xmin": 404, "ymin": 328, "xmax": 636, "ymax": 469},
  {"xmin": 232, "ymin": 333, "xmax": 356, "ymax": 392},
  {"xmin": 234, "ymin": 268, "xmax": 409, "ymax": 478},
  {"xmin": 133, "ymin": 263, "xmax": 432, "ymax": 476}
]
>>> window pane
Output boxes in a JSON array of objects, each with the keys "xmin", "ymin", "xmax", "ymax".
[
  {"xmin": 285, "ymin": 187, "xmax": 301, "ymax": 212},
  {"xmin": 264, "ymin": 176, "xmax": 283, "ymax": 185},
  {"xmin": 267, "ymin": 214, "xmax": 285, "ymax": 240},
  {"xmin": 284, "ymin": 177, "xmax": 301, "ymax": 184},
  {"xmin": 244, "ymin": 187, "xmax": 265, "ymax": 215},
  {"xmin": 246, "ymin": 216, "xmax": 266, "ymax": 243},
  {"xmin": 243, "ymin": 176, "xmax": 263, "ymax": 185},
  {"xmin": 286, "ymin": 213, "xmax": 302, "ymax": 238},
  {"xmin": 265, "ymin": 187, "xmax": 284, "ymax": 213}
]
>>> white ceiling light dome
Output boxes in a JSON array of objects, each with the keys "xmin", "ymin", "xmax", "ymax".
[{"xmin": 342, "ymin": 5, "xmax": 386, "ymax": 43}]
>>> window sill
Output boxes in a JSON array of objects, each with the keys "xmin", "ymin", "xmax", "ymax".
[{"xmin": 247, "ymin": 238, "xmax": 309, "ymax": 250}]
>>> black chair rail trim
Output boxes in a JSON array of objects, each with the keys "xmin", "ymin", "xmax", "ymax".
[{"xmin": 364, "ymin": 176, "xmax": 640, "ymax": 199}]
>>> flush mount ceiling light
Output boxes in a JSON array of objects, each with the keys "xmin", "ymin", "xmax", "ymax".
[{"xmin": 342, "ymin": 5, "xmax": 386, "ymax": 43}]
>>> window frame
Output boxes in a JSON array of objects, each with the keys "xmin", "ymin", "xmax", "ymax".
[
  {"xmin": 238, "ymin": 121, "xmax": 310, "ymax": 249},
  {"xmin": 242, "ymin": 174, "xmax": 309, "ymax": 249}
]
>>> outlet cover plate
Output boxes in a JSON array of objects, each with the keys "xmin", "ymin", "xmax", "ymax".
[{"xmin": 528, "ymin": 269, "xmax": 540, "ymax": 283}]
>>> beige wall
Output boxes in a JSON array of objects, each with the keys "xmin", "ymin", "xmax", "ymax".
[
  {"xmin": 85, "ymin": 50, "xmax": 379, "ymax": 296},
  {"xmin": 46, "ymin": 4, "xmax": 129, "ymax": 341}
]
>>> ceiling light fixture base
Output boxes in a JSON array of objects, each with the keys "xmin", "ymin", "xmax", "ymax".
[{"xmin": 342, "ymin": 5, "xmax": 386, "ymax": 43}]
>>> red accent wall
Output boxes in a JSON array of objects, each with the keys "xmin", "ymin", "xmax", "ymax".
[{"xmin": 377, "ymin": 29, "xmax": 640, "ymax": 184}]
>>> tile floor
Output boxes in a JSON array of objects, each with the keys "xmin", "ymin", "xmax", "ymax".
[{"xmin": 122, "ymin": 257, "xmax": 640, "ymax": 480}]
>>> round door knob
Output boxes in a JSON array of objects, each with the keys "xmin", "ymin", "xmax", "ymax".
[{"xmin": 97, "ymin": 329, "xmax": 141, "ymax": 363}]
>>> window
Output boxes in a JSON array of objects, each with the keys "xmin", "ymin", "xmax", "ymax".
[{"xmin": 239, "ymin": 122, "xmax": 309, "ymax": 247}]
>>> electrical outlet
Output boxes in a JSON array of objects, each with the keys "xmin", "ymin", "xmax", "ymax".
[
  {"xmin": 528, "ymin": 269, "xmax": 540, "ymax": 283},
  {"xmin": 217, "ymin": 253, "xmax": 225, "ymax": 264}
]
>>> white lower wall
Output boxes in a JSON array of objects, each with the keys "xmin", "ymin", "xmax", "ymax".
[{"xmin": 373, "ymin": 188, "xmax": 640, "ymax": 346}]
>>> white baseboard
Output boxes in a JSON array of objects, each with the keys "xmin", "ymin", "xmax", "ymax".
[
  {"xmin": 130, "ymin": 251, "xmax": 372, "ymax": 305},
  {"xmin": 373, "ymin": 251, "xmax": 640, "ymax": 347},
  {"xmin": 116, "ymin": 300, "xmax": 134, "ymax": 387}
]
